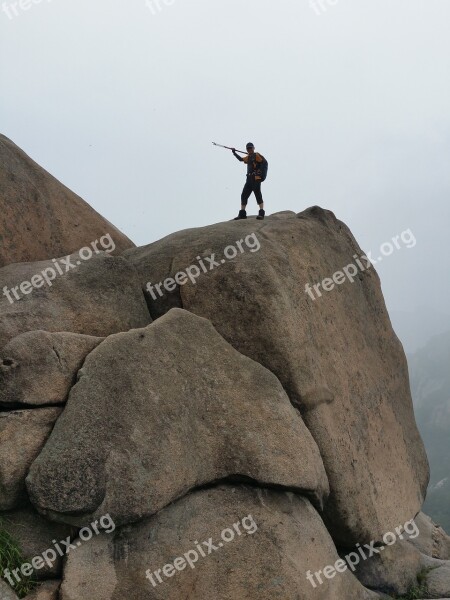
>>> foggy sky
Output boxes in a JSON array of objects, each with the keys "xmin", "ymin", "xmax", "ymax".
[{"xmin": 1, "ymin": 0, "xmax": 450, "ymax": 346}]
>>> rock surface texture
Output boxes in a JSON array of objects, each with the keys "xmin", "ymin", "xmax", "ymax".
[
  {"xmin": 406, "ymin": 512, "xmax": 450, "ymax": 560},
  {"xmin": 0, "ymin": 253, "xmax": 150, "ymax": 350},
  {"xmin": 0, "ymin": 580, "xmax": 19, "ymax": 600},
  {"xmin": 23, "ymin": 581, "xmax": 61, "ymax": 600},
  {"xmin": 0, "ymin": 331, "xmax": 102, "ymax": 407},
  {"xmin": 0, "ymin": 409, "xmax": 61, "ymax": 510},
  {"xmin": 59, "ymin": 486, "xmax": 377, "ymax": 600},
  {"xmin": 0, "ymin": 505, "xmax": 75, "ymax": 578}
]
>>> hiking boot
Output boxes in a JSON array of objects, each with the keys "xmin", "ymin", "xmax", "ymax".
[
  {"xmin": 256, "ymin": 209, "xmax": 265, "ymax": 220},
  {"xmin": 234, "ymin": 209, "xmax": 247, "ymax": 220}
]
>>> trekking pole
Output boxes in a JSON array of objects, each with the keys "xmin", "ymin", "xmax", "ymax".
[{"xmin": 212, "ymin": 142, "xmax": 248, "ymax": 154}]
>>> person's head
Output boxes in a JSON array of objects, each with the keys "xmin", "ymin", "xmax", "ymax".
[{"xmin": 246, "ymin": 142, "xmax": 255, "ymax": 155}]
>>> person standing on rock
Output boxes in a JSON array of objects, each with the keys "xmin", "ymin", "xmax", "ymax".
[{"xmin": 232, "ymin": 143, "xmax": 268, "ymax": 220}]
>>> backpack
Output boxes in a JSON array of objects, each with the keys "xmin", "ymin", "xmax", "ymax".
[{"xmin": 257, "ymin": 154, "xmax": 269, "ymax": 181}]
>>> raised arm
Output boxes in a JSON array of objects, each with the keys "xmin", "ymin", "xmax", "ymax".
[{"xmin": 232, "ymin": 148, "xmax": 244, "ymax": 162}]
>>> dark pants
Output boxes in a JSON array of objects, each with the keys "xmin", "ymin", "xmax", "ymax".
[{"xmin": 241, "ymin": 176, "xmax": 263, "ymax": 206}]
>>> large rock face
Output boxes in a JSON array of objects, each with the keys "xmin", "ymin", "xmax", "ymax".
[
  {"xmin": 123, "ymin": 208, "xmax": 430, "ymax": 545},
  {"xmin": 27, "ymin": 309, "xmax": 328, "ymax": 526},
  {"xmin": 0, "ymin": 253, "xmax": 151, "ymax": 350},
  {"xmin": 59, "ymin": 485, "xmax": 377, "ymax": 600},
  {"xmin": 0, "ymin": 197, "xmax": 437, "ymax": 599},
  {"xmin": 0, "ymin": 134, "xmax": 134, "ymax": 268}
]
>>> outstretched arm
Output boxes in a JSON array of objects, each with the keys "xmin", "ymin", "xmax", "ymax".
[{"xmin": 232, "ymin": 148, "xmax": 244, "ymax": 162}]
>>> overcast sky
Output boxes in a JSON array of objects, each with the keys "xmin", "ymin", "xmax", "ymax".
[{"xmin": 1, "ymin": 0, "xmax": 449, "ymax": 347}]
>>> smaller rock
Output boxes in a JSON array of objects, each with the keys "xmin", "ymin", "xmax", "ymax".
[
  {"xmin": 0, "ymin": 253, "xmax": 151, "ymax": 351},
  {"xmin": 406, "ymin": 512, "xmax": 450, "ymax": 560},
  {"xmin": 0, "ymin": 408, "xmax": 61, "ymax": 510},
  {"xmin": 0, "ymin": 331, "xmax": 102, "ymax": 407},
  {"xmin": 0, "ymin": 580, "xmax": 19, "ymax": 600},
  {"xmin": 1, "ymin": 505, "xmax": 76, "ymax": 578},
  {"xmin": 419, "ymin": 555, "xmax": 450, "ymax": 599},
  {"xmin": 427, "ymin": 563, "xmax": 450, "ymax": 598},
  {"xmin": 352, "ymin": 541, "xmax": 422, "ymax": 596},
  {"xmin": 23, "ymin": 581, "xmax": 60, "ymax": 600}
]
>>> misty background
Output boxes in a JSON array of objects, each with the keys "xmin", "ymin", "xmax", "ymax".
[
  {"xmin": 0, "ymin": 0, "xmax": 450, "ymax": 351},
  {"xmin": 1, "ymin": 0, "xmax": 450, "ymax": 523}
]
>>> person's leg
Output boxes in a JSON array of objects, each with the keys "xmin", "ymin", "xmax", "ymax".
[
  {"xmin": 252, "ymin": 180, "xmax": 264, "ymax": 205},
  {"xmin": 253, "ymin": 180, "xmax": 265, "ymax": 220},
  {"xmin": 234, "ymin": 179, "xmax": 252, "ymax": 219},
  {"xmin": 242, "ymin": 179, "xmax": 253, "ymax": 207}
]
